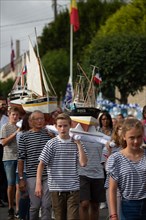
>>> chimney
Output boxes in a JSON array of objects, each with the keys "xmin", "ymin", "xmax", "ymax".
[{"xmin": 16, "ymin": 40, "xmax": 20, "ymax": 59}]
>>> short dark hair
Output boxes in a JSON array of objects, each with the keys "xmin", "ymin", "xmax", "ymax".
[
  {"xmin": 8, "ymin": 107, "xmax": 20, "ymax": 114},
  {"xmin": 142, "ymin": 105, "xmax": 146, "ymax": 119}
]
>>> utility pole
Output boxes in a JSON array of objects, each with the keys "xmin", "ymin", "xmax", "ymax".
[{"xmin": 52, "ymin": 0, "xmax": 57, "ymax": 20}]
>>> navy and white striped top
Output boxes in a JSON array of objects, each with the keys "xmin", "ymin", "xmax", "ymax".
[
  {"xmin": 106, "ymin": 150, "xmax": 146, "ymax": 200},
  {"xmin": 18, "ymin": 128, "xmax": 51, "ymax": 178},
  {"xmin": 102, "ymin": 144, "xmax": 121, "ymax": 189},
  {"xmin": 39, "ymin": 135, "xmax": 86, "ymax": 192},
  {"xmin": 78, "ymin": 140, "xmax": 104, "ymax": 179}
]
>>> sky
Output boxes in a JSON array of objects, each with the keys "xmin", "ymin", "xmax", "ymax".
[{"xmin": 0, "ymin": 0, "xmax": 70, "ymax": 69}]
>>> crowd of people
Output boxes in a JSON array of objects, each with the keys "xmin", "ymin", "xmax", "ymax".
[{"xmin": 0, "ymin": 102, "xmax": 146, "ymax": 220}]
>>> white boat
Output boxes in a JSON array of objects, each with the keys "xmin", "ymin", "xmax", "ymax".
[
  {"xmin": 70, "ymin": 115, "xmax": 111, "ymax": 146},
  {"xmin": 21, "ymin": 37, "xmax": 57, "ymax": 113},
  {"xmin": 8, "ymin": 87, "xmax": 31, "ymax": 106},
  {"xmin": 73, "ymin": 75, "xmax": 86, "ymax": 107},
  {"xmin": 64, "ymin": 64, "xmax": 97, "ymax": 113},
  {"xmin": 8, "ymin": 65, "xmax": 32, "ymax": 115}
]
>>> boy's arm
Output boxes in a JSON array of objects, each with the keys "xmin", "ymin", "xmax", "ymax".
[
  {"xmin": 1, "ymin": 128, "xmax": 20, "ymax": 146},
  {"xmin": 35, "ymin": 160, "xmax": 45, "ymax": 198},
  {"xmin": 75, "ymin": 140, "xmax": 88, "ymax": 167}
]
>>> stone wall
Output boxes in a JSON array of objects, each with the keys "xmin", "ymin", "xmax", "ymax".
[{"xmin": 115, "ymin": 86, "xmax": 146, "ymax": 108}]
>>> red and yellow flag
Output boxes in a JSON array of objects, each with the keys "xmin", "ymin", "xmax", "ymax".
[{"xmin": 70, "ymin": 0, "xmax": 80, "ymax": 32}]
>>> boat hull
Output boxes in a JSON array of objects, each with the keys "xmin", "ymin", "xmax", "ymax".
[
  {"xmin": 8, "ymin": 89, "xmax": 31, "ymax": 116},
  {"xmin": 69, "ymin": 107, "xmax": 101, "ymax": 119},
  {"xmin": 8, "ymin": 102, "xmax": 26, "ymax": 116},
  {"xmin": 22, "ymin": 96, "xmax": 57, "ymax": 113}
]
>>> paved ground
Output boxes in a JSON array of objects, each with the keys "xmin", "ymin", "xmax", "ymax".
[{"xmin": 0, "ymin": 206, "xmax": 109, "ymax": 220}]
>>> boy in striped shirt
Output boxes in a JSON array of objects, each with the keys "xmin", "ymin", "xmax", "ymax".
[{"xmin": 35, "ymin": 113, "xmax": 87, "ymax": 220}]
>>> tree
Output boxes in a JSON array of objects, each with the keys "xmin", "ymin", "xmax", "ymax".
[
  {"xmin": 42, "ymin": 49, "xmax": 70, "ymax": 103},
  {"xmin": 39, "ymin": 10, "xmax": 70, "ymax": 57},
  {"xmin": 0, "ymin": 78, "xmax": 14, "ymax": 100},
  {"xmin": 83, "ymin": 34, "xmax": 146, "ymax": 104},
  {"xmin": 39, "ymin": 0, "xmax": 124, "ymax": 81},
  {"xmin": 98, "ymin": 0, "xmax": 146, "ymax": 36},
  {"xmin": 82, "ymin": 0, "xmax": 146, "ymax": 104}
]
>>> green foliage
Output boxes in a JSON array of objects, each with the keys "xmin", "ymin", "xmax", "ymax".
[
  {"xmin": 42, "ymin": 49, "xmax": 69, "ymax": 101},
  {"xmin": 39, "ymin": 0, "xmax": 124, "ymax": 86},
  {"xmin": 0, "ymin": 78, "xmax": 14, "ymax": 99},
  {"xmin": 98, "ymin": 0, "xmax": 146, "ymax": 37},
  {"xmin": 83, "ymin": 34, "xmax": 146, "ymax": 103},
  {"xmin": 39, "ymin": 10, "xmax": 70, "ymax": 57},
  {"xmin": 82, "ymin": 0, "xmax": 146, "ymax": 103}
]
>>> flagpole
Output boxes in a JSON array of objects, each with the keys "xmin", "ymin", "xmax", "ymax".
[
  {"xmin": 21, "ymin": 54, "xmax": 24, "ymax": 88},
  {"xmin": 70, "ymin": 24, "xmax": 74, "ymax": 97},
  {"xmin": 67, "ymin": 0, "xmax": 79, "ymax": 105}
]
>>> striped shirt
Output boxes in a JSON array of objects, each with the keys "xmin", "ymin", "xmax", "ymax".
[
  {"xmin": 18, "ymin": 128, "xmax": 51, "ymax": 178},
  {"xmin": 78, "ymin": 140, "xmax": 104, "ymax": 179},
  {"xmin": 1, "ymin": 122, "xmax": 18, "ymax": 161},
  {"xmin": 101, "ymin": 144, "xmax": 121, "ymax": 189},
  {"xmin": 106, "ymin": 150, "xmax": 146, "ymax": 200},
  {"xmin": 39, "ymin": 135, "xmax": 86, "ymax": 192}
]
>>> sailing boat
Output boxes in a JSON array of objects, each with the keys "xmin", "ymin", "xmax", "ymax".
[
  {"xmin": 73, "ymin": 75, "xmax": 86, "ymax": 107},
  {"xmin": 8, "ymin": 55, "xmax": 32, "ymax": 115},
  {"xmin": 21, "ymin": 38, "xmax": 57, "ymax": 113},
  {"xmin": 66, "ymin": 65, "xmax": 100, "ymax": 131},
  {"xmin": 64, "ymin": 63, "xmax": 100, "ymax": 118}
]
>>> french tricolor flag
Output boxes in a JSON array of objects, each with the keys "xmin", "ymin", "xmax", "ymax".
[
  {"xmin": 22, "ymin": 65, "xmax": 27, "ymax": 75},
  {"xmin": 93, "ymin": 73, "xmax": 102, "ymax": 85}
]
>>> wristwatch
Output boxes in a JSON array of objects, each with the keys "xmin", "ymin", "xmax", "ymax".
[{"xmin": 19, "ymin": 176, "xmax": 24, "ymax": 180}]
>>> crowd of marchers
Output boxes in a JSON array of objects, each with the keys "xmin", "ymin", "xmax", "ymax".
[{"xmin": 0, "ymin": 102, "xmax": 146, "ymax": 220}]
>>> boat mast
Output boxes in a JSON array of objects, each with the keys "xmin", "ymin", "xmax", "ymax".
[
  {"xmin": 21, "ymin": 54, "xmax": 25, "ymax": 89},
  {"xmin": 77, "ymin": 63, "xmax": 90, "ymax": 84},
  {"xmin": 34, "ymin": 28, "xmax": 45, "ymax": 96},
  {"xmin": 84, "ymin": 65, "xmax": 96, "ymax": 107}
]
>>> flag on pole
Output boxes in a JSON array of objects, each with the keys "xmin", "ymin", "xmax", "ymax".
[
  {"xmin": 63, "ymin": 76, "xmax": 74, "ymax": 109},
  {"xmin": 70, "ymin": 0, "xmax": 80, "ymax": 32},
  {"xmin": 93, "ymin": 73, "xmax": 102, "ymax": 85},
  {"xmin": 22, "ymin": 65, "xmax": 27, "ymax": 75},
  {"xmin": 10, "ymin": 39, "xmax": 15, "ymax": 71}
]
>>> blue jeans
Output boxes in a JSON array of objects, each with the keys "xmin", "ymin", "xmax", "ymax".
[
  {"xmin": 121, "ymin": 198, "xmax": 146, "ymax": 220},
  {"xmin": 16, "ymin": 173, "xmax": 30, "ymax": 220},
  {"xmin": 3, "ymin": 160, "xmax": 17, "ymax": 185}
]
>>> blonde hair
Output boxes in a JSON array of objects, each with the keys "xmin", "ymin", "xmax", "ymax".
[
  {"xmin": 55, "ymin": 113, "xmax": 71, "ymax": 125},
  {"xmin": 111, "ymin": 120, "xmax": 124, "ymax": 146},
  {"xmin": 120, "ymin": 118, "xmax": 144, "ymax": 148}
]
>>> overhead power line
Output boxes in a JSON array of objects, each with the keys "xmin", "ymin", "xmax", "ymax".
[{"xmin": 0, "ymin": 17, "xmax": 54, "ymax": 29}]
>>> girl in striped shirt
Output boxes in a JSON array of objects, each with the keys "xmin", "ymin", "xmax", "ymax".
[
  {"xmin": 101, "ymin": 121, "xmax": 124, "ymax": 218},
  {"xmin": 106, "ymin": 118, "xmax": 146, "ymax": 220}
]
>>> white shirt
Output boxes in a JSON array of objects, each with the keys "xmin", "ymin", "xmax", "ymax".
[{"xmin": 0, "ymin": 114, "xmax": 8, "ymax": 139}]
